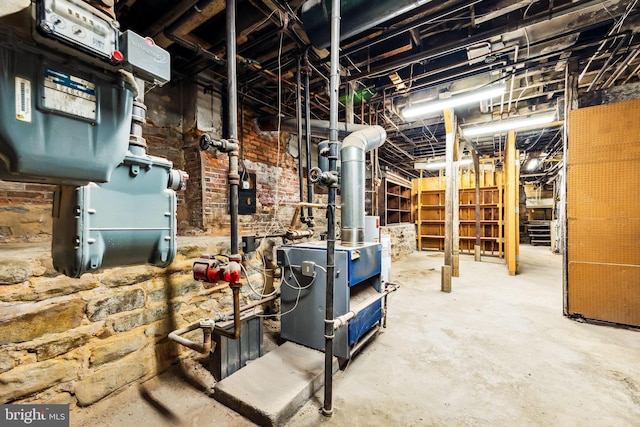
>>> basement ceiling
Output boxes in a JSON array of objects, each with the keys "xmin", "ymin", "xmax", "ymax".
[{"xmin": 116, "ymin": 0, "xmax": 640, "ymax": 181}]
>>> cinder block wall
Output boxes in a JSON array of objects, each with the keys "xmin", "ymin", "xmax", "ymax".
[{"xmin": 0, "ymin": 81, "xmax": 319, "ymax": 406}]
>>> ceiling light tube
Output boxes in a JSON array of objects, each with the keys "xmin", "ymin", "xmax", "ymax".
[
  {"xmin": 418, "ymin": 158, "xmax": 474, "ymax": 170},
  {"xmin": 462, "ymin": 114, "xmax": 556, "ymax": 137},
  {"xmin": 402, "ymin": 85, "xmax": 505, "ymax": 119}
]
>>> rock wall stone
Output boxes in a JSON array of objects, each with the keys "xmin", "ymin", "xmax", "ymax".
[
  {"xmin": 381, "ymin": 224, "xmax": 416, "ymax": 260},
  {"xmin": 0, "ymin": 236, "xmax": 271, "ymax": 407}
]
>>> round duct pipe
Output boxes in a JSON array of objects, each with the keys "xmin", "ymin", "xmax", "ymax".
[{"xmin": 301, "ymin": 0, "xmax": 431, "ymax": 49}]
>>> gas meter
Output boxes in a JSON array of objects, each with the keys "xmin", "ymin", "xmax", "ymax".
[{"xmin": 0, "ymin": 0, "xmax": 170, "ymax": 185}]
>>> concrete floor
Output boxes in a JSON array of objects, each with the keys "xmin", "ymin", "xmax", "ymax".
[{"xmin": 73, "ymin": 245, "xmax": 640, "ymax": 426}]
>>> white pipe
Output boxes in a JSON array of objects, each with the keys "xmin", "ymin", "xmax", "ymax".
[{"xmin": 333, "ymin": 283, "xmax": 399, "ymax": 330}]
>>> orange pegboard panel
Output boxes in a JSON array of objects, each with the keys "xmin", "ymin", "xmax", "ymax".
[{"xmin": 567, "ymin": 98, "xmax": 640, "ymax": 327}]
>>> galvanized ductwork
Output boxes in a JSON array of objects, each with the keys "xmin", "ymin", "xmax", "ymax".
[
  {"xmin": 280, "ymin": 118, "xmax": 386, "ymax": 246},
  {"xmin": 301, "ymin": 0, "xmax": 431, "ymax": 49},
  {"xmin": 340, "ymin": 126, "xmax": 386, "ymax": 246}
]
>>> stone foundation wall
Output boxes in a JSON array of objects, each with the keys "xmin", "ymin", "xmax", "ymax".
[
  {"xmin": 0, "ymin": 236, "xmax": 270, "ymax": 407},
  {"xmin": 381, "ymin": 223, "xmax": 416, "ymax": 260}
]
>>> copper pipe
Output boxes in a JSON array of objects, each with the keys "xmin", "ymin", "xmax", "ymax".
[
  {"xmin": 214, "ymin": 287, "xmax": 242, "ymax": 339},
  {"xmin": 289, "ymin": 202, "xmax": 327, "ymax": 228}
]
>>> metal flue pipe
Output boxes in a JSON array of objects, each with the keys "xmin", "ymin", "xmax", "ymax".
[
  {"xmin": 280, "ymin": 116, "xmax": 387, "ymax": 246},
  {"xmin": 340, "ymin": 125, "xmax": 386, "ymax": 246},
  {"xmin": 301, "ymin": 0, "xmax": 431, "ymax": 49}
]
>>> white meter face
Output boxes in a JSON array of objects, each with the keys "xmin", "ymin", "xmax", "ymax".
[
  {"xmin": 42, "ymin": 68, "xmax": 97, "ymax": 120},
  {"xmin": 36, "ymin": 0, "xmax": 118, "ymax": 60}
]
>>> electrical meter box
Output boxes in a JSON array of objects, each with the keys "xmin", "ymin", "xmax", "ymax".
[{"xmin": 52, "ymin": 150, "xmax": 179, "ymax": 277}]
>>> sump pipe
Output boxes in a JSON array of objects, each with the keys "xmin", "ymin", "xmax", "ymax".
[
  {"xmin": 214, "ymin": 287, "xmax": 241, "ymax": 339},
  {"xmin": 168, "ymin": 291, "xmax": 280, "ymax": 351},
  {"xmin": 296, "ymin": 57, "xmax": 306, "ymax": 224}
]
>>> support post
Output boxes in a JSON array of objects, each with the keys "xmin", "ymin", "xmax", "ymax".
[
  {"xmin": 472, "ymin": 150, "xmax": 481, "ymax": 261},
  {"xmin": 441, "ymin": 265, "xmax": 452, "ymax": 293},
  {"xmin": 452, "ymin": 125, "xmax": 460, "ymax": 277},
  {"xmin": 443, "ymin": 109, "xmax": 459, "ymax": 287},
  {"xmin": 505, "ymin": 130, "xmax": 519, "ymax": 275}
]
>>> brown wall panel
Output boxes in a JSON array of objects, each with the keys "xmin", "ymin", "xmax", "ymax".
[
  {"xmin": 568, "ymin": 219, "xmax": 640, "ymax": 265},
  {"xmin": 567, "ymin": 98, "xmax": 640, "ymax": 326},
  {"xmin": 568, "ymin": 263, "xmax": 640, "ymax": 326},
  {"xmin": 568, "ymin": 161, "xmax": 640, "ymax": 219}
]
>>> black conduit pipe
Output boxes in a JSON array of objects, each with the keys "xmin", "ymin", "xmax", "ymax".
[
  {"xmin": 296, "ymin": 56, "xmax": 306, "ymax": 224},
  {"xmin": 227, "ymin": 0, "xmax": 240, "ymax": 257},
  {"xmin": 303, "ymin": 51, "xmax": 315, "ymax": 226},
  {"xmin": 323, "ymin": 0, "xmax": 340, "ymax": 417}
]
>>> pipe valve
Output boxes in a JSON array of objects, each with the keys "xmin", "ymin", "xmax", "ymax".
[
  {"xmin": 309, "ymin": 167, "xmax": 338, "ymax": 186},
  {"xmin": 193, "ymin": 254, "xmax": 242, "ymax": 288},
  {"xmin": 200, "ymin": 134, "xmax": 239, "ymax": 154}
]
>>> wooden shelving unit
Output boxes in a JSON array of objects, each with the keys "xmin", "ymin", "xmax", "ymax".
[
  {"xmin": 378, "ymin": 171, "xmax": 412, "ymax": 225},
  {"xmin": 413, "ymin": 169, "xmax": 504, "ymax": 256}
]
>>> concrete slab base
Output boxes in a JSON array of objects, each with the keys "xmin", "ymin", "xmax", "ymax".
[{"xmin": 213, "ymin": 341, "xmax": 337, "ymax": 426}]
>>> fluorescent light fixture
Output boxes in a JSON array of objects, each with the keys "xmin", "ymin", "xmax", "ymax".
[
  {"xmin": 416, "ymin": 158, "xmax": 473, "ymax": 170},
  {"xmin": 403, "ymin": 85, "xmax": 505, "ymax": 119},
  {"xmin": 462, "ymin": 114, "xmax": 556, "ymax": 137}
]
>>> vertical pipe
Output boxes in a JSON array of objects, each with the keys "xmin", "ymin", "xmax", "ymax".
[
  {"xmin": 296, "ymin": 56, "xmax": 306, "ymax": 222},
  {"xmin": 227, "ymin": 0, "xmax": 240, "ymax": 256},
  {"xmin": 304, "ymin": 52, "xmax": 314, "ymax": 225},
  {"xmin": 323, "ymin": 0, "xmax": 340, "ymax": 417}
]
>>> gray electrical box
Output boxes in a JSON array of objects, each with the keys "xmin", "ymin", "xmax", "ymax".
[
  {"xmin": 119, "ymin": 31, "xmax": 171, "ymax": 86},
  {"xmin": 52, "ymin": 150, "xmax": 179, "ymax": 277}
]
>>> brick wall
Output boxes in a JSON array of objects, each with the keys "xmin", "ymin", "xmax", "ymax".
[{"xmin": 199, "ymin": 108, "xmax": 308, "ymax": 237}]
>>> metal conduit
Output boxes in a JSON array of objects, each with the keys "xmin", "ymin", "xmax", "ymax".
[{"xmin": 323, "ymin": 0, "xmax": 340, "ymax": 416}]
